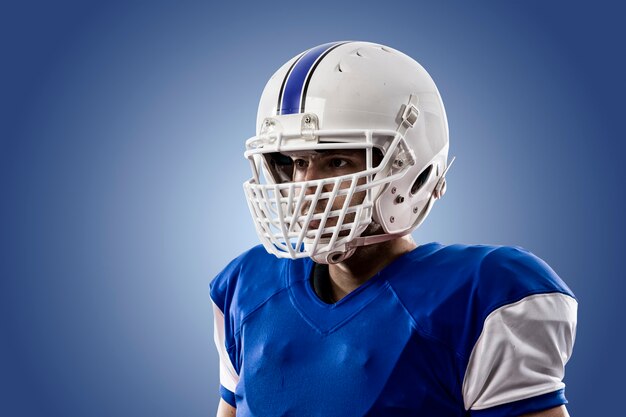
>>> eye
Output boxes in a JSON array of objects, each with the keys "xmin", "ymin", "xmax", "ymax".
[
  {"xmin": 293, "ymin": 159, "xmax": 308, "ymax": 169},
  {"xmin": 330, "ymin": 158, "xmax": 348, "ymax": 168}
]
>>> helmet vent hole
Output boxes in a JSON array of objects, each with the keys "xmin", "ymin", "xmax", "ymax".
[
  {"xmin": 356, "ymin": 50, "xmax": 363, "ymax": 57},
  {"xmin": 410, "ymin": 165, "xmax": 433, "ymax": 195},
  {"xmin": 336, "ymin": 63, "xmax": 343, "ymax": 73}
]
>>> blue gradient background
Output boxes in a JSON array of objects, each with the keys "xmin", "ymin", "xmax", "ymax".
[{"xmin": 1, "ymin": 1, "xmax": 623, "ymax": 415}]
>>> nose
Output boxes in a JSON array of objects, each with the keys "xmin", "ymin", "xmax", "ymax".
[
  {"xmin": 304, "ymin": 171, "xmax": 321, "ymax": 198},
  {"xmin": 297, "ymin": 161, "xmax": 331, "ymax": 218},
  {"xmin": 296, "ymin": 160, "xmax": 322, "ymax": 183},
  {"xmin": 300, "ymin": 162, "xmax": 336, "ymax": 197},
  {"xmin": 293, "ymin": 159, "xmax": 324, "ymax": 196}
]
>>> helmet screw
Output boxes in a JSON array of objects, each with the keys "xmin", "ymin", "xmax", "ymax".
[
  {"xmin": 390, "ymin": 216, "xmax": 395, "ymax": 223},
  {"xmin": 413, "ymin": 206, "xmax": 419, "ymax": 213},
  {"xmin": 395, "ymin": 195, "xmax": 405, "ymax": 204},
  {"xmin": 391, "ymin": 187, "xmax": 397, "ymax": 194},
  {"xmin": 304, "ymin": 115, "xmax": 311, "ymax": 123},
  {"xmin": 394, "ymin": 159, "xmax": 404, "ymax": 167}
]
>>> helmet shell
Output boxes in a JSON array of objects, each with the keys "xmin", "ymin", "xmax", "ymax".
[{"xmin": 247, "ymin": 41, "xmax": 450, "ymax": 261}]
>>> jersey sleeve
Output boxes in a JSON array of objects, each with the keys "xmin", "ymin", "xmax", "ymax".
[
  {"xmin": 210, "ymin": 255, "xmax": 245, "ymax": 408},
  {"xmin": 462, "ymin": 247, "xmax": 578, "ymax": 416},
  {"xmin": 212, "ymin": 301, "xmax": 239, "ymax": 407}
]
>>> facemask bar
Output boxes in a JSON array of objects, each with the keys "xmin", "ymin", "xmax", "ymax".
[
  {"xmin": 245, "ymin": 169, "xmax": 374, "ymax": 259},
  {"xmin": 243, "ymin": 129, "xmax": 414, "ymax": 260}
]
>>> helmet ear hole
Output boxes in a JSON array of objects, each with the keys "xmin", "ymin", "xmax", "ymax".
[{"xmin": 410, "ymin": 165, "xmax": 433, "ymax": 195}]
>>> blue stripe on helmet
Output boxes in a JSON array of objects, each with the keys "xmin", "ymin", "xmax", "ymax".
[{"xmin": 279, "ymin": 42, "xmax": 345, "ymax": 115}]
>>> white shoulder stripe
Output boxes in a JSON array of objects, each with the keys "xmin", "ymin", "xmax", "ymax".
[
  {"xmin": 462, "ymin": 292, "xmax": 577, "ymax": 411},
  {"xmin": 212, "ymin": 302, "xmax": 240, "ymax": 393}
]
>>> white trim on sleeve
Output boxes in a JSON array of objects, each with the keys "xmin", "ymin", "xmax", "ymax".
[
  {"xmin": 212, "ymin": 302, "xmax": 240, "ymax": 393},
  {"xmin": 462, "ymin": 292, "xmax": 577, "ymax": 411}
]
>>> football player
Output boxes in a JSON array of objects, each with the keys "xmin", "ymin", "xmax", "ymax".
[{"xmin": 211, "ymin": 41, "xmax": 577, "ymax": 417}]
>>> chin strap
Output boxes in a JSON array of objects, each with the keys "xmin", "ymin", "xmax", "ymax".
[
  {"xmin": 313, "ymin": 229, "xmax": 412, "ymax": 264},
  {"xmin": 348, "ymin": 229, "xmax": 413, "ymax": 249},
  {"xmin": 398, "ymin": 94, "xmax": 420, "ymax": 137},
  {"xmin": 433, "ymin": 156, "xmax": 455, "ymax": 199}
]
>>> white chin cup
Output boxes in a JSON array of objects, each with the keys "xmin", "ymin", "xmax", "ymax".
[
  {"xmin": 311, "ymin": 247, "xmax": 357, "ymax": 264},
  {"xmin": 305, "ymin": 239, "xmax": 357, "ymax": 264}
]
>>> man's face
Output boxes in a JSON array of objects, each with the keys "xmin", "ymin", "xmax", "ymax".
[{"xmin": 274, "ymin": 149, "xmax": 369, "ymax": 234}]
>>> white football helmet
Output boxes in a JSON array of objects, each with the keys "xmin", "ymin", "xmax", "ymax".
[{"xmin": 243, "ymin": 41, "xmax": 452, "ymax": 264}]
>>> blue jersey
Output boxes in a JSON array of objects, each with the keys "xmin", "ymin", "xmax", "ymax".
[{"xmin": 210, "ymin": 243, "xmax": 577, "ymax": 416}]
